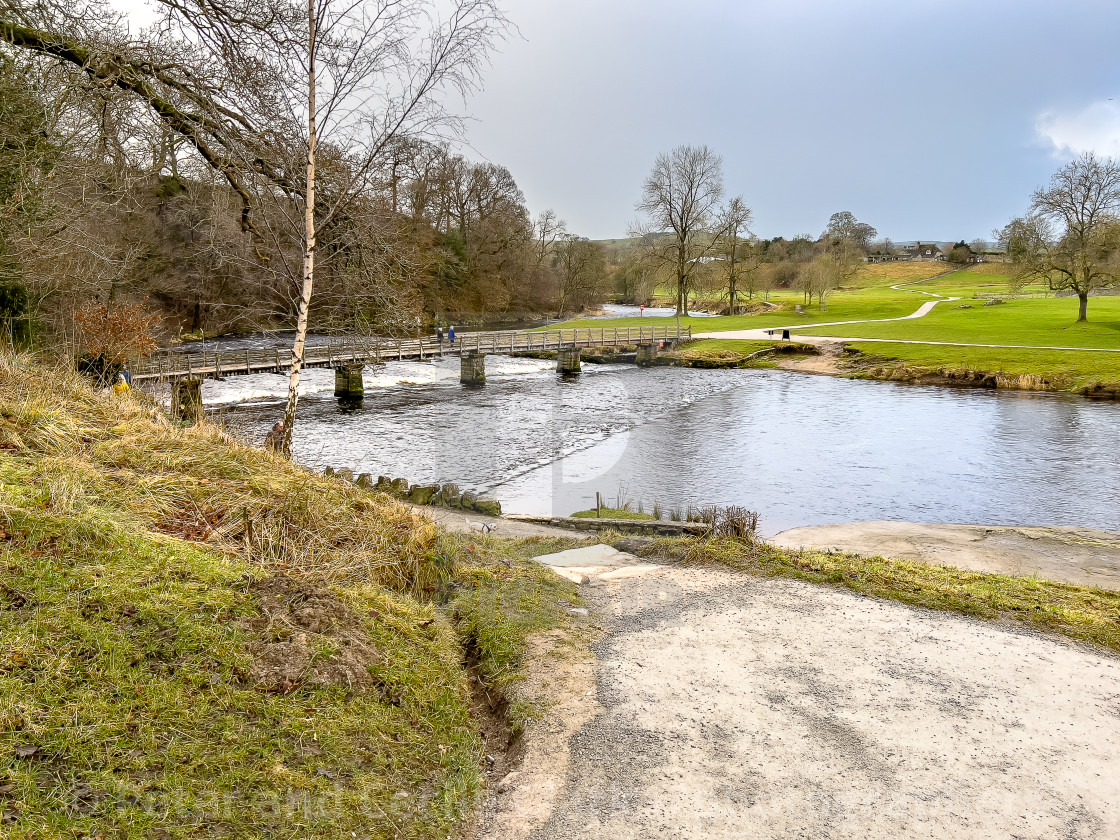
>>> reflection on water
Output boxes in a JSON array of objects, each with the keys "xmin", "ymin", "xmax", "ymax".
[{"xmin": 199, "ymin": 359, "xmax": 1120, "ymax": 537}]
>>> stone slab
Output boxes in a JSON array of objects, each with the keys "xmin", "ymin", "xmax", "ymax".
[
  {"xmin": 532, "ymin": 544, "xmax": 639, "ymax": 568},
  {"xmin": 548, "ymin": 567, "xmax": 589, "ymax": 585}
]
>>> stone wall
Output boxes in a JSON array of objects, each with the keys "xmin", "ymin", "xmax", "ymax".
[{"xmin": 322, "ymin": 467, "xmax": 502, "ymax": 516}]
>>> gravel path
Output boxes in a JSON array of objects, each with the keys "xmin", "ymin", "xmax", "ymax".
[
  {"xmin": 489, "ymin": 565, "xmax": 1120, "ymax": 839},
  {"xmin": 694, "ymin": 291, "xmax": 961, "ymax": 345}
]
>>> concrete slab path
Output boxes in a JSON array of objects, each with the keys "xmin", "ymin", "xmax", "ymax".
[
  {"xmin": 481, "ymin": 561, "xmax": 1120, "ymax": 839},
  {"xmin": 772, "ymin": 521, "xmax": 1120, "ymax": 591}
]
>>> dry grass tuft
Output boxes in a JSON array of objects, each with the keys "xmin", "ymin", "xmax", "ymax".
[{"xmin": 0, "ymin": 355, "xmax": 441, "ymax": 591}]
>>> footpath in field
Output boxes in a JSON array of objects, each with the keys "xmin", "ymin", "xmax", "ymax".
[
  {"xmin": 694, "ymin": 281, "xmax": 1120, "ymax": 353},
  {"xmin": 478, "ymin": 547, "xmax": 1120, "ymax": 839}
]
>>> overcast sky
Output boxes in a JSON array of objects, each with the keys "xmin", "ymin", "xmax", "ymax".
[{"xmin": 115, "ymin": 0, "xmax": 1120, "ymax": 241}]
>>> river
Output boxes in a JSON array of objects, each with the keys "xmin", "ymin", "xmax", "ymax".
[{"xmin": 192, "ymin": 354, "xmax": 1120, "ymax": 537}]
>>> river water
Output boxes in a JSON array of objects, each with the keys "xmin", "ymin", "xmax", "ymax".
[{"xmin": 193, "ymin": 354, "xmax": 1120, "ymax": 537}]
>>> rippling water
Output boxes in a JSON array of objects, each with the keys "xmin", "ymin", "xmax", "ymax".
[{"xmin": 190, "ymin": 358, "xmax": 1120, "ymax": 536}]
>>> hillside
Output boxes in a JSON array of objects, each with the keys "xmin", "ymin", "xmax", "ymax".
[{"xmin": 0, "ymin": 358, "xmax": 577, "ymax": 839}]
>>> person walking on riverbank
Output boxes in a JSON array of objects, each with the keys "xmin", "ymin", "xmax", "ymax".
[
  {"xmin": 448, "ymin": 325, "xmax": 456, "ymax": 345},
  {"xmin": 437, "ymin": 327, "xmax": 444, "ymax": 346}
]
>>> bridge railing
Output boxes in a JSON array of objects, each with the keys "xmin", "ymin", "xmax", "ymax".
[{"xmin": 130, "ymin": 324, "xmax": 691, "ymax": 380}]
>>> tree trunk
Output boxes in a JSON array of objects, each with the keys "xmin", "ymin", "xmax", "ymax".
[
  {"xmin": 280, "ymin": 0, "xmax": 317, "ymax": 456},
  {"xmin": 1078, "ymin": 291, "xmax": 1089, "ymax": 322}
]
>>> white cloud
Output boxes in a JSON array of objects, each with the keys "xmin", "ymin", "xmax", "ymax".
[{"xmin": 1036, "ymin": 101, "xmax": 1120, "ymax": 158}]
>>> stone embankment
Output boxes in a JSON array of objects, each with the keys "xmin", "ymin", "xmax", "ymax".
[
  {"xmin": 322, "ymin": 466, "xmax": 502, "ymax": 516},
  {"xmin": 506, "ymin": 514, "xmax": 708, "ymax": 537}
]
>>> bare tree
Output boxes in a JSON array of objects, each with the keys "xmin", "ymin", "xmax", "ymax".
[
  {"xmin": 632, "ymin": 145, "xmax": 725, "ymax": 315},
  {"xmin": 870, "ymin": 237, "xmax": 896, "ymax": 258},
  {"xmin": 1000, "ymin": 152, "xmax": 1120, "ymax": 321},
  {"xmin": 3, "ymin": 0, "xmax": 508, "ymax": 451},
  {"xmin": 552, "ymin": 235, "xmax": 606, "ymax": 317},
  {"xmin": 612, "ymin": 252, "xmax": 659, "ymax": 304},
  {"xmin": 715, "ymin": 196, "xmax": 756, "ymax": 312},
  {"xmin": 532, "ymin": 208, "xmax": 566, "ymax": 270},
  {"xmin": 799, "ymin": 254, "xmax": 841, "ymax": 310},
  {"xmin": 156, "ymin": 0, "xmax": 508, "ymax": 453}
]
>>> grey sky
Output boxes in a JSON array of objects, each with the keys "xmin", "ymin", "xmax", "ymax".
[
  {"xmin": 112, "ymin": 0, "xmax": 1120, "ymax": 242},
  {"xmin": 459, "ymin": 0, "xmax": 1120, "ymax": 241}
]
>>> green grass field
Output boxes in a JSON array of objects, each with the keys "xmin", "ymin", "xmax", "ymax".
[
  {"xmin": 558, "ymin": 287, "xmax": 936, "ymax": 332},
  {"xmin": 800, "ymin": 296, "xmax": 1120, "ymax": 348},
  {"xmin": 563, "ymin": 265, "xmax": 1120, "ymax": 391}
]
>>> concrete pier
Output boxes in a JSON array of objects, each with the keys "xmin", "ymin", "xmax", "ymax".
[
  {"xmin": 334, "ymin": 364, "xmax": 365, "ymax": 400},
  {"xmin": 171, "ymin": 378, "xmax": 204, "ymax": 424},
  {"xmin": 557, "ymin": 347, "xmax": 581, "ymax": 374},
  {"xmin": 636, "ymin": 342, "xmax": 659, "ymax": 367},
  {"xmin": 461, "ymin": 353, "xmax": 486, "ymax": 385}
]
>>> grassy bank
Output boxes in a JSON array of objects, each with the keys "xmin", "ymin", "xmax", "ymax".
[
  {"xmin": 843, "ymin": 343, "xmax": 1120, "ymax": 394},
  {"xmin": 0, "ymin": 358, "xmax": 577, "ymax": 839},
  {"xmin": 646, "ymin": 537, "xmax": 1120, "ymax": 654},
  {"xmin": 801, "ymin": 295, "xmax": 1120, "ymax": 348},
  {"xmin": 559, "ymin": 265, "xmax": 1119, "ymax": 392}
]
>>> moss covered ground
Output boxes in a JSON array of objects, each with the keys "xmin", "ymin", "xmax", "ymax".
[{"xmin": 0, "ymin": 358, "xmax": 578, "ymax": 839}]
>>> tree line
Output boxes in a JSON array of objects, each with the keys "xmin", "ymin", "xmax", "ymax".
[
  {"xmin": 0, "ymin": 0, "xmax": 617, "ymax": 448},
  {"xmin": 619, "ymin": 144, "xmax": 885, "ymax": 315}
]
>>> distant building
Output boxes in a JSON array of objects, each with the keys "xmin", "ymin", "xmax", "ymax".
[
  {"xmin": 899, "ymin": 242, "xmax": 944, "ymax": 261},
  {"xmin": 865, "ymin": 241, "xmax": 946, "ymax": 262}
]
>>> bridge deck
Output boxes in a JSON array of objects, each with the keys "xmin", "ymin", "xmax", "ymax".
[{"xmin": 130, "ymin": 325, "xmax": 690, "ymax": 382}]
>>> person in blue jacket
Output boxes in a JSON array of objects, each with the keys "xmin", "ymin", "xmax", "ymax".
[{"xmin": 448, "ymin": 325, "xmax": 456, "ymax": 344}]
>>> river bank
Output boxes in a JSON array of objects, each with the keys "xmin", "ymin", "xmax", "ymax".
[
  {"xmin": 661, "ymin": 337, "xmax": 1120, "ymax": 398},
  {"xmin": 8, "ymin": 358, "xmax": 1120, "ymax": 838}
]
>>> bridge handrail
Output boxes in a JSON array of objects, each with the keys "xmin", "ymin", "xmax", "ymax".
[{"xmin": 130, "ymin": 323, "xmax": 691, "ymax": 379}]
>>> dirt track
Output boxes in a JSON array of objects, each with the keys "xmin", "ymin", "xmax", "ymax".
[{"xmin": 481, "ymin": 564, "xmax": 1120, "ymax": 839}]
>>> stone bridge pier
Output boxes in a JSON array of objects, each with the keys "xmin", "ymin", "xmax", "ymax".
[
  {"xmin": 461, "ymin": 353, "xmax": 486, "ymax": 385},
  {"xmin": 334, "ymin": 364, "xmax": 365, "ymax": 401},
  {"xmin": 636, "ymin": 342, "xmax": 660, "ymax": 366},
  {"xmin": 171, "ymin": 379, "xmax": 204, "ymax": 424},
  {"xmin": 557, "ymin": 347, "xmax": 581, "ymax": 374}
]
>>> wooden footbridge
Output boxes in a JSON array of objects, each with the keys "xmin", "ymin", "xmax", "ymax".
[{"xmin": 132, "ymin": 325, "xmax": 691, "ymax": 419}]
